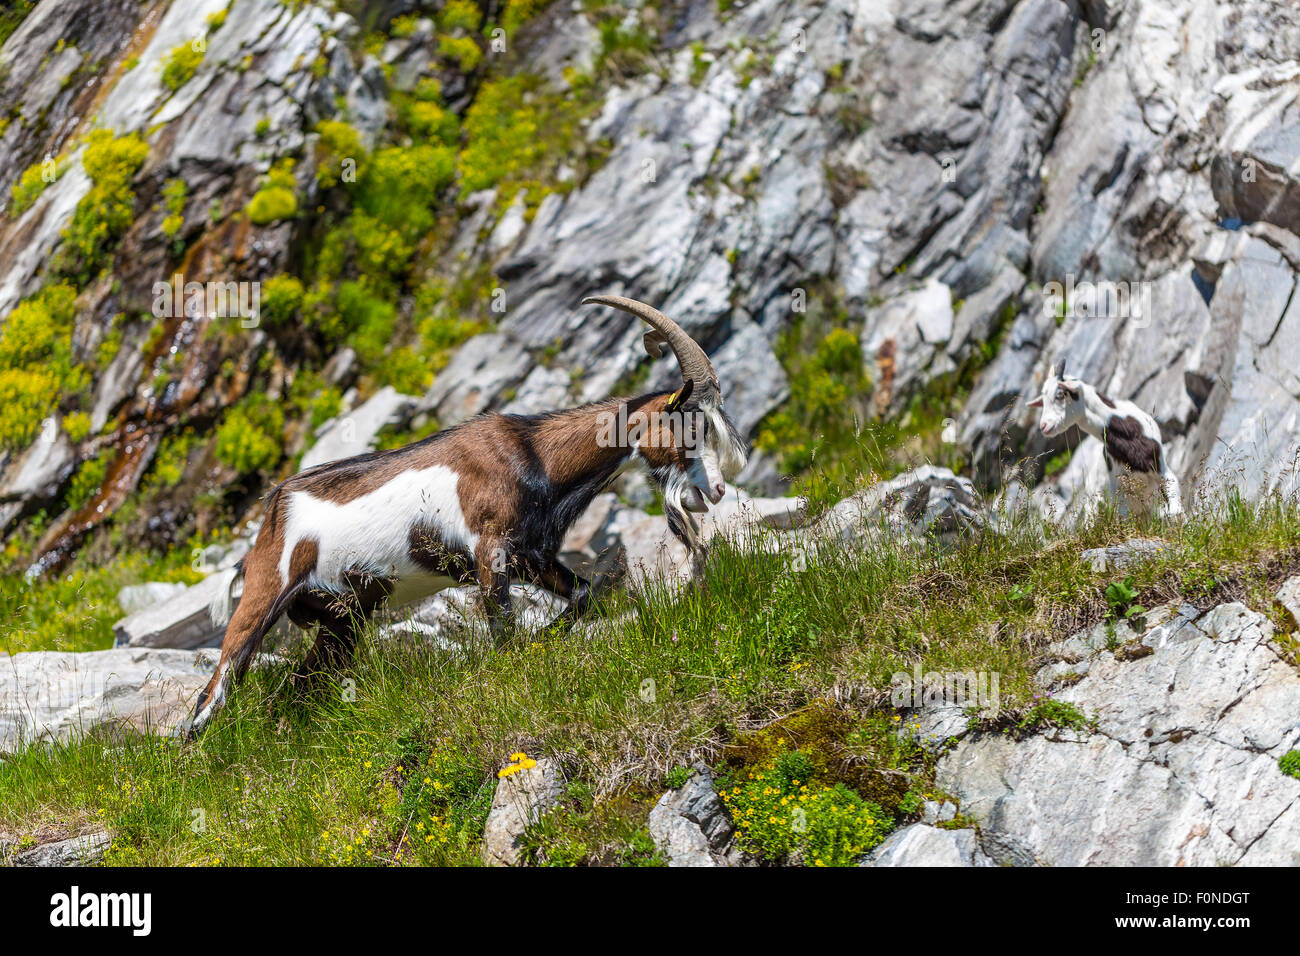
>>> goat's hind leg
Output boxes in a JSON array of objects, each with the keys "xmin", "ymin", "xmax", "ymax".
[{"xmin": 474, "ymin": 537, "xmax": 514, "ymax": 642}]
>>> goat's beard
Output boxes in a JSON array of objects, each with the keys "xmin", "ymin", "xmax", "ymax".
[{"xmin": 660, "ymin": 468, "xmax": 704, "ymax": 551}]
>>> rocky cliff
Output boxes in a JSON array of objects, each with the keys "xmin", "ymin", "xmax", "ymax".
[{"xmin": 2, "ymin": 0, "xmax": 1299, "ymax": 576}]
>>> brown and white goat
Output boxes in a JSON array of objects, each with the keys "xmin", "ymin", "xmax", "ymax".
[
  {"xmin": 1029, "ymin": 357, "xmax": 1183, "ymax": 519},
  {"xmin": 187, "ymin": 295, "xmax": 747, "ymax": 732}
]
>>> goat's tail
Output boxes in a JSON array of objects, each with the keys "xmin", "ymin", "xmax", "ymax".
[{"xmin": 208, "ymin": 561, "xmax": 244, "ymax": 627}]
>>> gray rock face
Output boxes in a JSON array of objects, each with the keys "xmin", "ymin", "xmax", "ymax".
[
  {"xmin": 862, "ymin": 824, "xmax": 994, "ymax": 867},
  {"xmin": 958, "ymin": 0, "xmax": 1300, "ymax": 508},
  {"xmin": 481, "ymin": 756, "xmax": 564, "ymax": 866},
  {"xmin": 0, "ymin": 647, "xmax": 217, "ymax": 753},
  {"xmin": 299, "ymin": 387, "xmax": 417, "ymax": 471},
  {"xmin": 647, "ymin": 766, "xmax": 743, "ymax": 867},
  {"xmin": 937, "ymin": 596, "xmax": 1300, "ymax": 865}
]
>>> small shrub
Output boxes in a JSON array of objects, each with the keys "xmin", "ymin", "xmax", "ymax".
[
  {"xmin": 247, "ymin": 158, "xmax": 298, "ymax": 225},
  {"xmin": 1016, "ymin": 697, "xmax": 1096, "ymax": 734},
  {"xmin": 314, "ymin": 120, "xmax": 363, "ymax": 189},
  {"xmin": 258, "ymin": 274, "xmax": 305, "ymax": 328},
  {"xmin": 62, "ymin": 411, "xmax": 92, "ymax": 442},
  {"xmin": 721, "ymin": 749, "xmax": 891, "ymax": 866},
  {"xmin": 10, "ymin": 154, "xmax": 63, "ymax": 217},
  {"xmin": 438, "ymin": 33, "xmax": 482, "ymax": 72},
  {"xmin": 64, "ymin": 451, "xmax": 112, "ymax": 512},
  {"xmin": 214, "ymin": 393, "xmax": 284, "ymax": 474},
  {"xmin": 160, "ymin": 177, "xmax": 186, "ymax": 240},
  {"xmin": 440, "ymin": 0, "xmax": 482, "ymax": 32},
  {"xmin": 160, "ymin": 41, "xmax": 205, "ymax": 93},
  {"xmin": 665, "ymin": 765, "xmax": 693, "ymax": 789},
  {"xmin": 55, "ymin": 130, "xmax": 150, "ymax": 283}
]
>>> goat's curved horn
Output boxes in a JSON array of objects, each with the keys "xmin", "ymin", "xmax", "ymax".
[
  {"xmin": 582, "ymin": 294, "xmax": 719, "ymax": 399},
  {"xmin": 1052, "ymin": 356, "xmax": 1067, "ymax": 378}
]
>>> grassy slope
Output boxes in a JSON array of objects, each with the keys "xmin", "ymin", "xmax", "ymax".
[{"xmin": 0, "ymin": 490, "xmax": 1296, "ymax": 866}]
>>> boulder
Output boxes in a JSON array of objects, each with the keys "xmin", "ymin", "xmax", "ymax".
[
  {"xmin": 482, "ymin": 756, "xmax": 564, "ymax": 866},
  {"xmin": 113, "ymin": 573, "xmax": 234, "ymax": 649},
  {"xmin": 116, "ymin": 582, "xmax": 189, "ymax": 615},
  {"xmin": 0, "ymin": 647, "xmax": 217, "ymax": 752},
  {"xmin": 1079, "ymin": 537, "xmax": 1168, "ymax": 573},
  {"xmin": 862, "ymin": 824, "xmax": 994, "ymax": 867},
  {"xmin": 10, "ymin": 830, "xmax": 113, "ymax": 867},
  {"xmin": 647, "ymin": 765, "xmax": 743, "ymax": 867},
  {"xmin": 817, "ymin": 466, "xmax": 985, "ymax": 549}
]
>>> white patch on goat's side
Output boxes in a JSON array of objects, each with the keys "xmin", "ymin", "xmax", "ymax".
[{"xmin": 278, "ymin": 465, "xmax": 479, "ymax": 592}]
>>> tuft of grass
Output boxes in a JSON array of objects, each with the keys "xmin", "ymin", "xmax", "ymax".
[{"xmin": 1280, "ymin": 750, "xmax": 1300, "ymax": 780}]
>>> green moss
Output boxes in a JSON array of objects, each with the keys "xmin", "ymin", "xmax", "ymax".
[
  {"xmin": 438, "ymin": 33, "xmax": 482, "ymax": 72},
  {"xmin": 247, "ymin": 158, "xmax": 299, "ymax": 225},
  {"xmin": 214, "ymin": 392, "xmax": 285, "ymax": 474},
  {"xmin": 160, "ymin": 41, "xmax": 205, "ymax": 92}
]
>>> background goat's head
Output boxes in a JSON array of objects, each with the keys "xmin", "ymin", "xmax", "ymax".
[
  {"xmin": 1027, "ymin": 356, "xmax": 1084, "ymax": 438},
  {"xmin": 584, "ymin": 295, "xmax": 748, "ymax": 540}
]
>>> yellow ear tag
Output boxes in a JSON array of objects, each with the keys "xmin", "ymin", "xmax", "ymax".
[{"xmin": 667, "ymin": 390, "xmax": 679, "ymax": 405}]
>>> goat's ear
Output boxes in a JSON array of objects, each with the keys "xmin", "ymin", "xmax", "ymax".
[
  {"xmin": 1062, "ymin": 383, "xmax": 1081, "ymax": 400},
  {"xmin": 666, "ymin": 378, "xmax": 694, "ymax": 412},
  {"xmin": 1027, "ymin": 395, "xmax": 1044, "ymax": 408}
]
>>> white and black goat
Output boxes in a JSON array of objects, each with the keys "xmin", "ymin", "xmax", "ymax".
[
  {"xmin": 1029, "ymin": 357, "xmax": 1183, "ymax": 519},
  {"xmin": 188, "ymin": 295, "xmax": 747, "ymax": 732}
]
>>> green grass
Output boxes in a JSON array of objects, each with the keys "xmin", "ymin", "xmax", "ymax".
[
  {"xmin": 0, "ymin": 486, "xmax": 1297, "ymax": 865},
  {"xmin": 0, "ymin": 548, "xmax": 203, "ymax": 655}
]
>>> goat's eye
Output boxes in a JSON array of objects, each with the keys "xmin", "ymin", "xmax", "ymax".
[{"xmin": 1055, "ymin": 387, "xmax": 1067, "ymax": 401}]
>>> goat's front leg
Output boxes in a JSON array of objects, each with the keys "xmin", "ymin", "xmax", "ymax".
[
  {"xmin": 475, "ymin": 537, "xmax": 514, "ymax": 641},
  {"xmin": 1160, "ymin": 466, "xmax": 1184, "ymax": 519}
]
